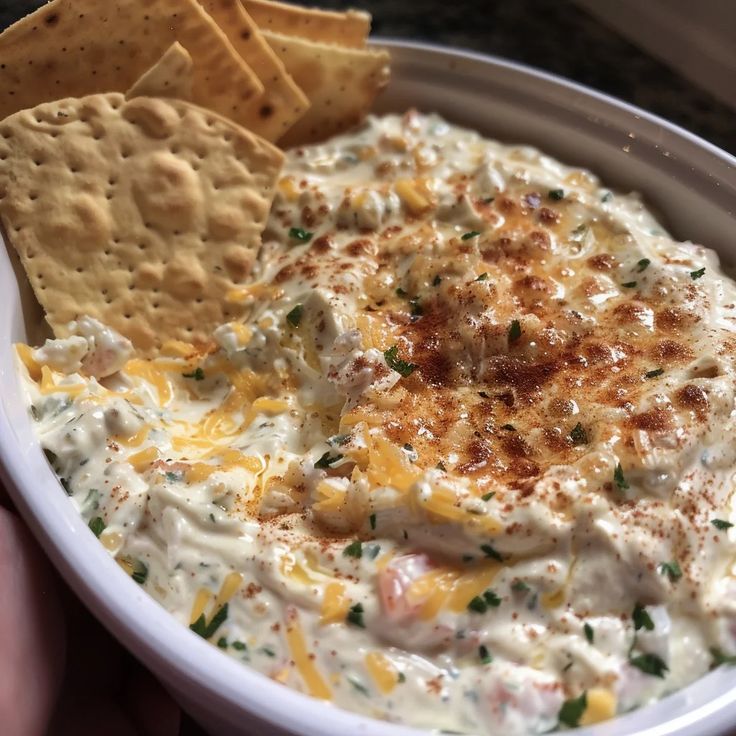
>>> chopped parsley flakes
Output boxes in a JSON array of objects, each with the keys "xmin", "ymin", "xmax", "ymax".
[
  {"xmin": 432, "ymin": 274, "xmax": 442, "ymax": 286},
  {"xmin": 88, "ymin": 516, "xmax": 106, "ymax": 538},
  {"xmin": 613, "ymin": 462, "xmax": 629, "ymax": 491},
  {"xmin": 467, "ymin": 590, "xmax": 501, "ymax": 613},
  {"xmin": 629, "ymin": 652, "xmax": 668, "ymax": 678},
  {"xmin": 346, "ymin": 602, "xmax": 365, "ymax": 628},
  {"xmin": 314, "ymin": 451, "xmax": 343, "ymax": 469},
  {"xmin": 690, "ymin": 267, "xmax": 706, "ymax": 280},
  {"xmin": 621, "ymin": 281, "xmax": 637, "ymax": 289},
  {"xmin": 548, "ymin": 189, "xmax": 564, "ymax": 201},
  {"xmin": 131, "ymin": 559, "xmax": 148, "ymax": 585},
  {"xmin": 584, "ymin": 622, "xmax": 594, "ymax": 644},
  {"xmin": 343, "ymin": 540, "xmax": 363, "ymax": 558},
  {"xmin": 711, "ymin": 647, "xmax": 736, "ymax": 667},
  {"xmin": 508, "ymin": 319, "xmax": 522, "ymax": 343},
  {"xmin": 481, "ymin": 492, "xmax": 495, "ymax": 501},
  {"xmin": 182, "ymin": 367, "xmax": 205, "ymax": 381},
  {"xmin": 558, "ymin": 692, "xmax": 587, "ymax": 728},
  {"xmin": 479, "ymin": 644, "xmax": 492, "ymax": 664},
  {"xmin": 475, "ymin": 272, "xmax": 489, "ymax": 282},
  {"xmin": 633, "ymin": 603, "xmax": 654, "ymax": 631},
  {"xmin": 658, "ymin": 560, "xmax": 682, "ymax": 582},
  {"xmin": 190, "ymin": 603, "xmax": 228, "ymax": 640},
  {"xmin": 637, "ymin": 258, "xmax": 651, "ymax": 272},
  {"xmin": 369, "ymin": 513, "xmax": 376, "ymax": 530},
  {"xmin": 712, "ymin": 519, "xmax": 734, "ymax": 531},
  {"xmin": 286, "ymin": 304, "xmax": 304, "ymax": 327},
  {"xmin": 569, "ymin": 422, "xmax": 588, "ymax": 445},
  {"xmin": 384, "ymin": 345, "xmax": 417, "ymax": 377},
  {"xmin": 480, "ymin": 543, "xmax": 504, "ymax": 562},
  {"xmin": 461, "ymin": 230, "xmax": 481, "ymax": 240},
  {"xmin": 288, "ymin": 227, "xmax": 313, "ymax": 243},
  {"xmin": 645, "ymin": 368, "xmax": 664, "ymax": 379}
]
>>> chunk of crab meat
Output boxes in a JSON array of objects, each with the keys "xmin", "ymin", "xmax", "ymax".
[
  {"xmin": 377, "ymin": 553, "xmax": 456, "ymax": 650},
  {"xmin": 379, "ymin": 553, "xmax": 435, "ymax": 623},
  {"xmin": 479, "ymin": 667, "xmax": 564, "ymax": 735}
]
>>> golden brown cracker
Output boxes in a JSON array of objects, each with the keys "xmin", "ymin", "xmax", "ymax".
[
  {"xmin": 241, "ymin": 0, "xmax": 370, "ymax": 48},
  {"xmin": 197, "ymin": 0, "xmax": 308, "ymax": 141},
  {"xmin": 262, "ymin": 31, "xmax": 390, "ymax": 146},
  {"xmin": 0, "ymin": 93, "xmax": 284, "ymax": 356},
  {"xmin": 126, "ymin": 42, "xmax": 194, "ymax": 101},
  {"xmin": 0, "ymin": 0, "xmax": 264, "ymax": 131}
]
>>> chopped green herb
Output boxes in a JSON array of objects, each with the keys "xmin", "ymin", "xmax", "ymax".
[
  {"xmin": 511, "ymin": 579, "xmax": 531, "ymax": 593},
  {"xmin": 584, "ymin": 622, "xmax": 594, "ymax": 644},
  {"xmin": 82, "ymin": 488, "xmax": 100, "ymax": 511},
  {"xmin": 467, "ymin": 596, "xmax": 488, "ymax": 614},
  {"xmin": 395, "ymin": 287, "xmax": 409, "ymax": 298},
  {"xmin": 315, "ymin": 452, "xmax": 343, "ymax": 469},
  {"xmin": 397, "ymin": 672, "xmax": 406, "ymax": 683},
  {"xmin": 131, "ymin": 560, "xmax": 148, "ymax": 585},
  {"xmin": 621, "ymin": 281, "xmax": 637, "ymax": 289},
  {"xmin": 432, "ymin": 274, "xmax": 442, "ymax": 286},
  {"xmin": 165, "ymin": 471, "xmax": 181, "ymax": 482},
  {"xmin": 482, "ymin": 196, "xmax": 495, "ymax": 204},
  {"xmin": 480, "ymin": 544, "xmax": 504, "ymax": 562},
  {"xmin": 288, "ymin": 227, "xmax": 313, "ymax": 243},
  {"xmin": 30, "ymin": 405, "xmax": 40, "ymax": 421},
  {"xmin": 343, "ymin": 540, "xmax": 362, "ymax": 559},
  {"xmin": 346, "ymin": 602, "xmax": 365, "ymax": 628},
  {"xmin": 182, "ymin": 367, "xmax": 205, "ymax": 381},
  {"xmin": 260, "ymin": 646, "xmax": 276, "ymax": 657},
  {"xmin": 601, "ymin": 191, "xmax": 613, "ymax": 203},
  {"xmin": 483, "ymin": 590, "xmax": 501, "ymax": 607},
  {"xmin": 88, "ymin": 517, "xmax": 106, "ymax": 538},
  {"xmin": 548, "ymin": 189, "xmax": 564, "ymax": 201},
  {"xmin": 410, "ymin": 297, "xmax": 423, "ymax": 316},
  {"xmin": 501, "ymin": 424, "xmax": 516, "ymax": 431},
  {"xmin": 508, "ymin": 320, "xmax": 522, "ymax": 342},
  {"xmin": 712, "ymin": 519, "xmax": 734, "ymax": 531},
  {"xmin": 614, "ymin": 462, "xmax": 629, "ymax": 491},
  {"xmin": 630, "ymin": 652, "xmax": 668, "ymax": 678},
  {"xmin": 347, "ymin": 676, "xmax": 369, "ymax": 695},
  {"xmin": 637, "ymin": 258, "xmax": 651, "ymax": 272},
  {"xmin": 481, "ymin": 492, "xmax": 495, "ymax": 502},
  {"xmin": 645, "ymin": 368, "xmax": 664, "ymax": 379},
  {"xmin": 479, "ymin": 644, "xmax": 493, "ymax": 664},
  {"xmin": 384, "ymin": 345, "xmax": 417, "ymax": 377},
  {"xmin": 209, "ymin": 513, "xmax": 216, "ymax": 523},
  {"xmin": 190, "ymin": 603, "xmax": 229, "ymax": 640},
  {"xmin": 232, "ymin": 641, "xmax": 247, "ymax": 651},
  {"xmin": 286, "ymin": 304, "xmax": 304, "ymax": 327},
  {"xmin": 571, "ymin": 223, "xmax": 588, "ymax": 237},
  {"xmin": 365, "ymin": 543, "xmax": 381, "ymax": 560},
  {"xmin": 658, "ymin": 560, "xmax": 682, "ymax": 582},
  {"xmin": 690, "ymin": 267, "xmax": 706, "ymax": 280},
  {"xmin": 475, "ymin": 272, "xmax": 489, "ymax": 282},
  {"xmin": 569, "ymin": 422, "xmax": 588, "ymax": 446},
  {"xmin": 633, "ymin": 603, "xmax": 654, "ymax": 631},
  {"xmin": 558, "ymin": 692, "xmax": 587, "ymax": 728},
  {"xmin": 369, "ymin": 513, "xmax": 376, "ymax": 530},
  {"xmin": 217, "ymin": 637, "xmax": 228, "ymax": 649},
  {"xmin": 462, "ymin": 230, "xmax": 481, "ymax": 240},
  {"xmin": 436, "ymin": 460, "xmax": 447, "ymax": 471},
  {"xmin": 711, "ymin": 647, "xmax": 736, "ymax": 667}
]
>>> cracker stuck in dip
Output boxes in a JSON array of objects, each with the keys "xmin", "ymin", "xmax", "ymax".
[{"xmin": 15, "ymin": 111, "xmax": 736, "ymax": 735}]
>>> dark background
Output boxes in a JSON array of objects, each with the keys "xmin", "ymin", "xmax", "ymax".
[{"xmin": 1, "ymin": 0, "xmax": 734, "ymax": 154}]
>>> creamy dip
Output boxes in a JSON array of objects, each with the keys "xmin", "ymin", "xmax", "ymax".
[{"xmin": 17, "ymin": 112, "xmax": 736, "ymax": 734}]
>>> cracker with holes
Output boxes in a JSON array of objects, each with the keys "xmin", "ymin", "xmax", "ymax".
[
  {"xmin": 0, "ymin": 93, "xmax": 284, "ymax": 356},
  {"xmin": 241, "ymin": 0, "xmax": 371, "ymax": 48},
  {"xmin": 126, "ymin": 42, "xmax": 195, "ymax": 102},
  {"xmin": 261, "ymin": 30, "xmax": 390, "ymax": 146},
  {"xmin": 0, "ymin": 0, "xmax": 266, "ymax": 134},
  {"xmin": 197, "ymin": 0, "xmax": 309, "ymax": 142}
]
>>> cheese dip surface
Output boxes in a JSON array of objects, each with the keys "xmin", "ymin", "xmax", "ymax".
[{"xmin": 17, "ymin": 112, "xmax": 736, "ymax": 734}]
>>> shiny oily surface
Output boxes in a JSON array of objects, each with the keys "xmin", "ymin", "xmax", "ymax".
[{"xmin": 17, "ymin": 112, "xmax": 736, "ymax": 735}]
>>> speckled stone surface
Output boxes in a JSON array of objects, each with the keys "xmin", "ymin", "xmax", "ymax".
[{"xmin": 1, "ymin": 0, "xmax": 734, "ymax": 154}]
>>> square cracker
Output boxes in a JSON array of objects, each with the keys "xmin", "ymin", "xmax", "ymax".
[
  {"xmin": 240, "ymin": 0, "xmax": 370, "ymax": 48},
  {"xmin": 126, "ymin": 42, "xmax": 195, "ymax": 102},
  {"xmin": 262, "ymin": 30, "xmax": 390, "ymax": 147},
  {"xmin": 0, "ymin": 93, "xmax": 284, "ymax": 356},
  {"xmin": 0, "ymin": 0, "xmax": 264, "ymax": 132},
  {"xmin": 197, "ymin": 0, "xmax": 309, "ymax": 141}
]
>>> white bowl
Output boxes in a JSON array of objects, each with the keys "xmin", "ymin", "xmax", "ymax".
[{"xmin": 2, "ymin": 40, "xmax": 736, "ymax": 736}]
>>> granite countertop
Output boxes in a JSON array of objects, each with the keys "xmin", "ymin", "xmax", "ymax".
[{"xmin": 1, "ymin": 0, "xmax": 733, "ymax": 154}]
